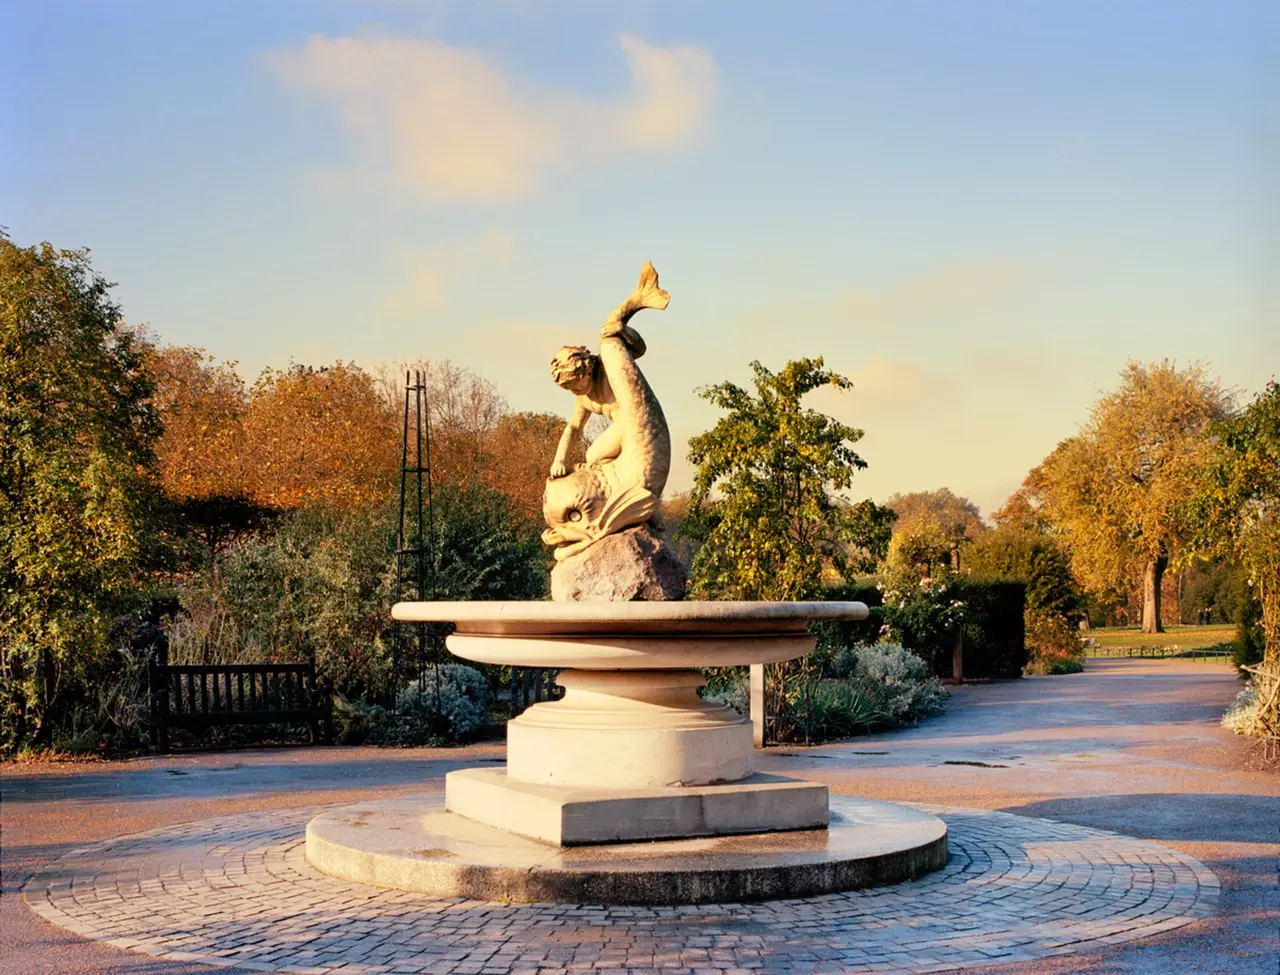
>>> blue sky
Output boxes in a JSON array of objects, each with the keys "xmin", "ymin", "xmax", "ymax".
[{"xmin": 3, "ymin": 1, "xmax": 1276, "ymax": 514}]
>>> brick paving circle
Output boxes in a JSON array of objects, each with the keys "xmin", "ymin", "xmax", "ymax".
[{"xmin": 23, "ymin": 804, "xmax": 1219, "ymax": 975}]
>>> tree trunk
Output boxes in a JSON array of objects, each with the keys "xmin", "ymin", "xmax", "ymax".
[
  {"xmin": 1260, "ymin": 573, "xmax": 1279, "ymax": 670},
  {"xmin": 1141, "ymin": 556, "xmax": 1168, "ymax": 634}
]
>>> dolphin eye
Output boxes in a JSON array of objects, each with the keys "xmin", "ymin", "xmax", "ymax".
[{"xmin": 566, "ymin": 508, "xmax": 582, "ymax": 522}]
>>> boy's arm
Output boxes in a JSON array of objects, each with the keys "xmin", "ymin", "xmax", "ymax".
[{"xmin": 550, "ymin": 400, "xmax": 590, "ymax": 478}]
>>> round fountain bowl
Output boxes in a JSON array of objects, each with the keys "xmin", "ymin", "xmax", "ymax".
[
  {"xmin": 389, "ymin": 600, "xmax": 869, "ymax": 670},
  {"xmin": 391, "ymin": 601, "xmax": 868, "ymax": 792}
]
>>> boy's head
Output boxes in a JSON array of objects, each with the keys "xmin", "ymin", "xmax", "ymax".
[{"xmin": 550, "ymin": 345, "xmax": 597, "ymax": 394}]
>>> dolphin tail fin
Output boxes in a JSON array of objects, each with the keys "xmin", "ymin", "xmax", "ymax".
[
  {"xmin": 603, "ymin": 262, "xmax": 670, "ymax": 335},
  {"xmin": 597, "ymin": 484, "xmax": 657, "ymax": 537}
]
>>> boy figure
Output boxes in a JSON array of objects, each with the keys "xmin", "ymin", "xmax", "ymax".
[{"xmin": 547, "ymin": 321, "xmax": 646, "ymax": 479}]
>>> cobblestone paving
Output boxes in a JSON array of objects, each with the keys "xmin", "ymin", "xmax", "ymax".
[{"xmin": 23, "ymin": 805, "xmax": 1219, "ymax": 975}]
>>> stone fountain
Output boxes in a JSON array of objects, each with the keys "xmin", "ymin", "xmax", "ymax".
[{"xmin": 306, "ymin": 264, "xmax": 947, "ymax": 903}]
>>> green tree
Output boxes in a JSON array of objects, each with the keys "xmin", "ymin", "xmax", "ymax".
[
  {"xmin": 684, "ymin": 358, "xmax": 867, "ymax": 600},
  {"xmin": 169, "ymin": 484, "xmax": 547, "ymax": 694},
  {"xmin": 886, "ymin": 514, "xmax": 953, "ymax": 577},
  {"xmin": 1038, "ymin": 361, "xmax": 1231, "ymax": 633},
  {"xmin": 962, "ymin": 524, "xmax": 1081, "ymax": 619},
  {"xmin": 0, "ymin": 236, "xmax": 163, "ymax": 751},
  {"xmin": 1190, "ymin": 381, "xmax": 1280, "ymax": 666},
  {"xmin": 842, "ymin": 498, "xmax": 897, "ymax": 573}
]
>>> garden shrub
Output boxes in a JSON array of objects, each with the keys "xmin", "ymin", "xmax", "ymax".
[
  {"xmin": 168, "ymin": 484, "xmax": 547, "ymax": 707},
  {"xmin": 1221, "ymin": 685, "xmax": 1259, "ymax": 736},
  {"xmin": 820, "ymin": 577, "xmax": 1027, "ymax": 679},
  {"xmin": 951, "ymin": 578, "xmax": 1028, "ymax": 678},
  {"xmin": 333, "ymin": 664, "xmax": 490, "ymax": 746},
  {"xmin": 1234, "ymin": 585, "xmax": 1265, "ymax": 672},
  {"xmin": 813, "ymin": 579, "xmax": 885, "ymax": 653},
  {"xmin": 332, "ymin": 694, "xmax": 390, "ymax": 745},
  {"xmin": 700, "ymin": 642, "xmax": 946, "ymax": 743},
  {"xmin": 397, "ymin": 664, "xmax": 490, "ymax": 742},
  {"xmin": 701, "ymin": 674, "xmax": 748, "ymax": 715},
  {"xmin": 845, "ymin": 643, "xmax": 948, "ymax": 726},
  {"xmin": 1023, "ymin": 610, "xmax": 1086, "ymax": 675},
  {"xmin": 794, "ymin": 681, "xmax": 879, "ymax": 741}
]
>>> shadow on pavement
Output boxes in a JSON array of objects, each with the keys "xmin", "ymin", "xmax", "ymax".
[
  {"xmin": 0, "ymin": 752, "xmax": 494, "ymax": 804},
  {"xmin": 999, "ymin": 792, "xmax": 1280, "ymax": 844}
]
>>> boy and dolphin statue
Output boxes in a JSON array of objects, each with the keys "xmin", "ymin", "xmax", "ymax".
[{"xmin": 541, "ymin": 262, "xmax": 672, "ymax": 562}]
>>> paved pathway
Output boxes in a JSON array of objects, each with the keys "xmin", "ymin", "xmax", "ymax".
[
  {"xmin": 21, "ymin": 804, "xmax": 1219, "ymax": 974},
  {"xmin": 5, "ymin": 659, "xmax": 1278, "ymax": 974}
]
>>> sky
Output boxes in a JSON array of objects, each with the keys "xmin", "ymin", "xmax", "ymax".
[{"xmin": 3, "ymin": 1, "xmax": 1277, "ymax": 515}]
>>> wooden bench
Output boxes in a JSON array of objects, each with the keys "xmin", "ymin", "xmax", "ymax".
[{"xmin": 149, "ymin": 661, "xmax": 333, "ymax": 752}]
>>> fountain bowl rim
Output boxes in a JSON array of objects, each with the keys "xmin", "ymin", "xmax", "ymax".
[{"xmin": 391, "ymin": 599, "xmax": 868, "ymax": 624}]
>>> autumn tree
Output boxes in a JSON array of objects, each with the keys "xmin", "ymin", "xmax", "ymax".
[
  {"xmin": 240, "ymin": 363, "xmax": 399, "ymax": 512},
  {"xmin": 886, "ymin": 515, "xmax": 953, "ymax": 577},
  {"xmin": 887, "ymin": 488, "xmax": 984, "ymax": 571},
  {"xmin": 1190, "ymin": 381, "xmax": 1280, "ymax": 666},
  {"xmin": 145, "ymin": 344, "xmax": 279, "ymax": 555},
  {"xmin": 0, "ymin": 236, "xmax": 163, "ymax": 750},
  {"xmin": 992, "ymin": 462, "xmax": 1055, "ymax": 533},
  {"xmin": 684, "ymin": 358, "xmax": 867, "ymax": 600},
  {"xmin": 481, "ymin": 411, "xmax": 580, "ymax": 523},
  {"xmin": 148, "ymin": 345, "xmax": 246, "ymax": 499},
  {"xmin": 1038, "ymin": 361, "xmax": 1231, "ymax": 633}
]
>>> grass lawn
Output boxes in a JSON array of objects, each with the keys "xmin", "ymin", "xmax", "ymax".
[
  {"xmin": 1087, "ymin": 624, "xmax": 1235, "ymax": 651},
  {"xmin": 1085, "ymin": 621, "xmax": 1233, "ymax": 644}
]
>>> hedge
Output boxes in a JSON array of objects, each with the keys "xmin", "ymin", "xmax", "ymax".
[{"xmin": 818, "ymin": 577, "xmax": 1028, "ymax": 679}]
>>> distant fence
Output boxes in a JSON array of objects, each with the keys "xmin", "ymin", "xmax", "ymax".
[{"xmin": 1085, "ymin": 646, "xmax": 1232, "ymax": 662}]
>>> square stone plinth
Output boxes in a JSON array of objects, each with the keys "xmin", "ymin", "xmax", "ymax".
[{"xmin": 444, "ymin": 767, "xmax": 829, "ymax": 846}]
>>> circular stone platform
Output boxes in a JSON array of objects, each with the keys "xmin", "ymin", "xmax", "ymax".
[
  {"xmin": 305, "ymin": 795, "xmax": 948, "ymax": 904},
  {"xmin": 23, "ymin": 804, "xmax": 1219, "ymax": 975}
]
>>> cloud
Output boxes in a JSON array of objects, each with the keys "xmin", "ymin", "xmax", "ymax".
[
  {"xmin": 848, "ymin": 358, "xmax": 951, "ymax": 412},
  {"xmin": 841, "ymin": 260, "xmax": 1024, "ymax": 326},
  {"xmin": 615, "ymin": 35, "xmax": 718, "ymax": 150},
  {"xmin": 383, "ymin": 229, "xmax": 516, "ymax": 315},
  {"xmin": 266, "ymin": 33, "xmax": 716, "ymax": 202},
  {"xmin": 800, "ymin": 359, "xmax": 949, "ymax": 424},
  {"xmin": 384, "ymin": 260, "xmax": 445, "ymax": 315}
]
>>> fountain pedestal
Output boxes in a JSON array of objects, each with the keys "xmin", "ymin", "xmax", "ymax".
[
  {"xmin": 407, "ymin": 601, "xmax": 848, "ymax": 844},
  {"xmin": 305, "ymin": 600, "xmax": 950, "ymax": 903}
]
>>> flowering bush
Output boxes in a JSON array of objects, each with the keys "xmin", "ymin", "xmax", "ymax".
[
  {"xmin": 1023, "ymin": 611, "xmax": 1086, "ymax": 675},
  {"xmin": 878, "ymin": 573, "xmax": 966, "ymax": 654}
]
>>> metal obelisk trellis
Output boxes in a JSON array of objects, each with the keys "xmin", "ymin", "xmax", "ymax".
[{"xmin": 392, "ymin": 369, "xmax": 443, "ymax": 715}]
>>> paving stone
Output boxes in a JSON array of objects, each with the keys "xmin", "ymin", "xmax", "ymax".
[{"xmin": 21, "ymin": 804, "xmax": 1218, "ymax": 975}]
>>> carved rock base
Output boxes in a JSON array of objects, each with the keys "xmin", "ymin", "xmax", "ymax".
[{"xmin": 550, "ymin": 525, "xmax": 686, "ymax": 601}]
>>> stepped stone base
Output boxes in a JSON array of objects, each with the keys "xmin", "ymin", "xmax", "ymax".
[
  {"xmin": 305, "ymin": 793, "xmax": 949, "ymax": 905},
  {"xmin": 445, "ymin": 767, "xmax": 829, "ymax": 845}
]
